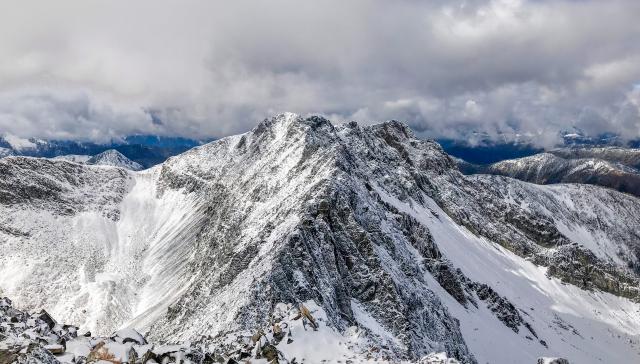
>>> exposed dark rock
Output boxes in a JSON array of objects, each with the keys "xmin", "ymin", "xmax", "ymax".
[{"xmin": 37, "ymin": 311, "xmax": 56, "ymax": 330}]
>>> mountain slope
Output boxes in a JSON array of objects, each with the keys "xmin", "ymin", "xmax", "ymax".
[{"xmin": 1, "ymin": 114, "xmax": 639, "ymax": 363}]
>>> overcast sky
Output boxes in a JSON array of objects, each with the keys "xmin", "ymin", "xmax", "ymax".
[{"xmin": 1, "ymin": 0, "xmax": 639, "ymax": 146}]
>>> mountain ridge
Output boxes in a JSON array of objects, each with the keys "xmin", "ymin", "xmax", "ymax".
[
  {"xmin": 461, "ymin": 150, "xmax": 640, "ymax": 198},
  {"xmin": 0, "ymin": 134, "xmax": 204, "ymax": 168}
]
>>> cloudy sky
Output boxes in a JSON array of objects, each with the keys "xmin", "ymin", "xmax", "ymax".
[{"xmin": 1, "ymin": 0, "xmax": 639, "ymax": 146}]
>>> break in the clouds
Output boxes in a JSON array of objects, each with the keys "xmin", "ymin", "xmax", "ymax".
[{"xmin": 0, "ymin": 0, "xmax": 639, "ymax": 146}]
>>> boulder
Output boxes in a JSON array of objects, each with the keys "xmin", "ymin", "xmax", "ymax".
[
  {"xmin": 37, "ymin": 310, "xmax": 57, "ymax": 330},
  {"xmin": 44, "ymin": 344, "xmax": 65, "ymax": 354},
  {"xmin": 261, "ymin": 344, "xmax": 279, "ymax": 363},
  {"xmin": 112, "ymin": 328, "xmax": 147, "ymax": 345}
]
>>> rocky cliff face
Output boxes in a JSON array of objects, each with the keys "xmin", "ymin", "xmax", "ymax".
[{"xmin": 1, "ymin": 114, "xmax": 640, "ymax": 363}]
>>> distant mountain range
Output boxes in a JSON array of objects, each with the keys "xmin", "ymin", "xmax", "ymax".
[
  {"xmin": 2, "ymin": 128, "xmax": 637, "ymax": 171},
  {"xmin": 437, "ymin": 139, "xmax": 543, "ymax": 165},
  {"xmin": 0, "ymin": 134, "xmax": 206, "ymax": 168},
  {"xmin": 438, "ymin": 130, "xmax": 640, "ymax": 165},
  {"xmin": 457, "ymin": 146, "xmax": 640, "ymax": 198}
]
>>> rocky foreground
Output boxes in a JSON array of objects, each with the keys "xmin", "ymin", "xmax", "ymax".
[
  {"xmin": 1, "ymin": 296, "xmax": 481, "ymax": 364},
  {"xmin": 0, "ymin": 297, "xmax": 572, "ymax": 364},
  {"xmin": 2, "ymin": 296, "xmax": 322, "ymax": 364}
]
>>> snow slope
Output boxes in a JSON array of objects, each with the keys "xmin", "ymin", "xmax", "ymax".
[
  {"xmin": 0, "ymin": 162, "xmax": 203, "ymax": 336},
  {"xmin": 1, "ymin": 114, "xmax": 639, "ymax": 363},
  {"xmin": 376, "ymin": 187, "xmax": 640, "ymax": 363}
]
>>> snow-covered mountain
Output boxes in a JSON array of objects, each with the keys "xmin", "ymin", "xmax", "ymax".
[
  {"xmin": 550, "ymin": 147, "xmax": 640, "ymax": 170},
  {"xmin": 49, "ymin": 150, "xmax": 142, "ymax": 170},
  {"xmin": 466, "ymin": 151, "xmax": 640, "ymax": 198},
  {"xmin": 86, "ymin": 149, "xmax": 144, "ymax": 171},
  {"xmin": 1, "ymin": 114, "xmax": 639, "ymax": 363}
]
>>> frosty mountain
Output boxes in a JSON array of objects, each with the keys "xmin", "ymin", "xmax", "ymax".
[
  {"xmin": 457, "ymin": 147, "xmax": 640, "ymax": 198},
  {"xmin": 86, "ymin": 150, "xmax": 144, "ymax": 171},
  {"xmin": 1, "ymin": 113, "xmax": 639, "ymax": 363}
]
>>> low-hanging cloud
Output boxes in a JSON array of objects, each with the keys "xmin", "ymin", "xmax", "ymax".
[{"xmin": 0, "ymin": 0, "xmax": 639, "ymax": 146}]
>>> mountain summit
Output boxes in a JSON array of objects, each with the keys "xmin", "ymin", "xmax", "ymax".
[
  {"xmin": 87, "ymin": 149, "xmax": 144, "ymax": 170},
  {"xmin": 1, "ymin": 114, "xmax": 639, "ymax": 363}
]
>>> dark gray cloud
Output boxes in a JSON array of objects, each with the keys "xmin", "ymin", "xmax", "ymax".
[{"xmin": 0, "ymin": 0, "xmax": 639, "ymax": 146}]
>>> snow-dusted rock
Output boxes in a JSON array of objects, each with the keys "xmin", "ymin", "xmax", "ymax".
[
  {"xmin": 43, "ymin": 344, "xmax": 65, "ymax": 354},
  {"xmin": 112, "ymin": 328, "xmax": 146, "ymax": 345},
  {"xmin": 1, "ymin": 297, "xmax": 392, "ymax": 364},
  {"xmin": 420, "ymin": 352, "xmax": 461, "ymax": 363}
]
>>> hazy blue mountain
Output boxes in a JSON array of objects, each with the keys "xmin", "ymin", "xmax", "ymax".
[
  {"xmin": 437, "ymin": 139, "xmax": 542, "ymax": 165},
  {"xmin": 0, "ymin": 134, "xmax": 205, "ymax": 168}
]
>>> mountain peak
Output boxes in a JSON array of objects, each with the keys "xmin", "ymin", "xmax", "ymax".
[
  {"xmin": 252, "ymin": 113, "xmax": 335, "ymax": 136},
  {"xmin": 374, "ymin": 119, "xmax": 415, "ymax": 139},
  {"xmin": 87, "ymin": 149, "xmax": 143, "ymax": 170}
]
